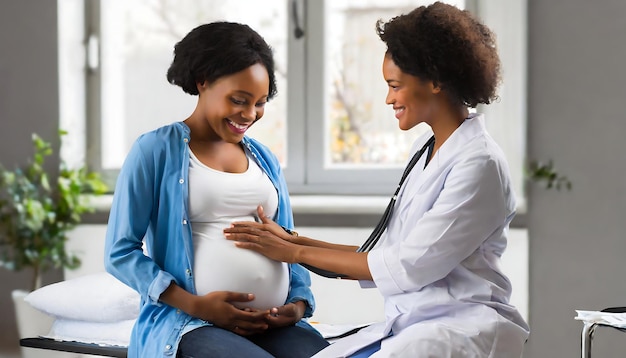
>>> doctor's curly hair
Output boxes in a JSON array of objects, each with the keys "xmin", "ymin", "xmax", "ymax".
[{"xmin": 376, "ymin": 2, "xmax": 500, "ymax": 108}]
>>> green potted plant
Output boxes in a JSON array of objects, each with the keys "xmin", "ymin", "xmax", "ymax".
[
  {"xmin": 0, "ymin": 131, "xmax": 107, "ymax": 291},
  {"xmin": 527, "ymin": 160, "xmax": 572, "ymax": 191},
  {"xmin": 0, "ymin": 131, "xmax": 107, "ymax": 348}
]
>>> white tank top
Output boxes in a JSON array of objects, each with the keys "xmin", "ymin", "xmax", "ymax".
[{"xmin": 188, "ymin": 149, "xmax": 288, "ymax": 310}]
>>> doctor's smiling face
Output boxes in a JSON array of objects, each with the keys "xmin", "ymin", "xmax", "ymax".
[{"xmin": 383, "ymin": 53, "xmax": 441, "ymax": 131}]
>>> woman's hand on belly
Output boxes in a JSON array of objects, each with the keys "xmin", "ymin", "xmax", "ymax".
[
  {"xmin": 191, "ymin": 291, "xmax": 270, "ymax": 336},
  {"xmin": 264, "ymin": 301, "xmax": 306, "ymax": 328}
]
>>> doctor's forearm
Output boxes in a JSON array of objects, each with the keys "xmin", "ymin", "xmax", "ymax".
[
  {"xmin": 295, "ymin": 247, "xmax": 372, "ymax": 280},
  {"xmin": 293, "ymin": 235, "xmax": 359, "ymax": 252}
]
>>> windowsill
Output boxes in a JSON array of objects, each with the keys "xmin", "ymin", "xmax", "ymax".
[
  {"xmin": 87, "ymin": 194, "xmax": 526, "ymax": 228},
  {"xmin": 290, "ymin": 195, "xmax": 389, "ymax": 214},
  {"xmin": 90, "ymin": 194, "xmax": 390, "ymax": 215}
]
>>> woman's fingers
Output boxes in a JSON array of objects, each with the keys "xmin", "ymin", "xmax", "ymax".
[
  {"xmin": 232, "ymin": 316, "xmax": 269, "ymax": 335},
  {"xmin": 230, "ymin": 303, "xmax": 271, "ymax": 334},
  {"xmin": 196, "ymin": 291, "xmax": 271, "ymax": 335},
  {"xmin": 234, "ymin": 324, "xmax": 266, "ymax": 336},
  {"xmin": 223, "ymin": 292, "xmax": 255, "ymax": 303}
]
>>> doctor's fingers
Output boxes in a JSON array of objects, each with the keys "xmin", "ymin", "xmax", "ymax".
[
  {"xmin": 224, "ymin": 225, "xmax": 266, "ymax": 238},
  {"xmin": 228, "ymin": 221, "xmax": 264, "ymax": 230},
  {"xmin": 227, "ymin": 223, "xmax": 291, "ymax": 242},
  {"xmin": 224, "ymin": 231, "xmax": 263, "ymax": 244},
  {"xmin": 229, "ymin": 220, "xmax": 284, "ymax": 236}
]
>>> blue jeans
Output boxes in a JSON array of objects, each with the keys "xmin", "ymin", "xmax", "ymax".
[{"xmin": 177, "ymin": 325, "xmax": 329, "ymax": 358}]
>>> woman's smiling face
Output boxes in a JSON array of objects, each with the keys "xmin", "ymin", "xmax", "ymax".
[
  {"xmin": 382, "ymin": 54, "xmax": 439, "ymax": 131},
  {"xmin": 197, "ymin": 62, "xmax": 270, "ymax": 143}
]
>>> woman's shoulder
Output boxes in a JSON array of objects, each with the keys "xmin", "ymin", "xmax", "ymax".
[
  {"xmin": 123, "ymin": 122, "xmax": 188, "ymax": 164},
  {"xmin": 136, "ymin": 122, "xmax": 188, "ymax": 146},
  {"xmin": 243, "ymin": 135, "xmax": 270, "ymax": 152},
  {"xmin": 242, "ymin": 136, "xmax": 279, "ymax": 164}
]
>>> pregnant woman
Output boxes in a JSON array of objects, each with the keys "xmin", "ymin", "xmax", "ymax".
[{"xmin": 104, "ymin": 22, "xmax": 328, "ymax": 358}]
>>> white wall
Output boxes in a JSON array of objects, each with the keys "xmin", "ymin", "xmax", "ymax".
[{"xmin": 526, "ymin": 1, "xmax": 626, "ymax": 357}]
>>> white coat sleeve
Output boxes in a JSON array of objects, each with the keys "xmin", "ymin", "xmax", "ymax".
[{"xmin": 368, "ymin": 154, "xmax": 509, "ymax": 296}]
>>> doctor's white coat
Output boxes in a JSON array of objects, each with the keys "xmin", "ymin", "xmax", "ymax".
[{"xmin": 314, "ymin": 114, "xmax": 529, "ymax": 358}]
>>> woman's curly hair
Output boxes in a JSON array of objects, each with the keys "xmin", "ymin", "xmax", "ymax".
[
  {"xmin": 376, "ymin": 2, "xmax": 500, "ymax": 107},
  {"xmin": 166, "ymin": 22, "xmax": 277, "ymax": 100}
]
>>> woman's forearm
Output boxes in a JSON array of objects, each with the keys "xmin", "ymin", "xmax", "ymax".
[{"xmin": 160, "ymin": 282, "xmax": 200, "ymax": 316}]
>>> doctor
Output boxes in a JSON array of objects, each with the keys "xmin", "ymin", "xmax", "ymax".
[{"xmin": 224, "ymin": 2, "xmax": 529, "ymax": 357}]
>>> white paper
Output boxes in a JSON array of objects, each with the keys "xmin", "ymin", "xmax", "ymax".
[{"xmin": 575, "ymin": 310, "xmax": 626, "ymax": 328}]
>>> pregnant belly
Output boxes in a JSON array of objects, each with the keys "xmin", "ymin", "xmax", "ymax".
[{"xmin": 193, "ymin": 233, "xmax": 289, "ymax": 310}]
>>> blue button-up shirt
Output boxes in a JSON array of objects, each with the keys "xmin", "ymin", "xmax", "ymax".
[{"xmin": 105, "ymin": 122, "xmax": 316, "ymax": 357}]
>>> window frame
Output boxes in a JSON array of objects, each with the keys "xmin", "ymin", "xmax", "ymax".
[
  {"xmin": 286, "ymin": 0, "xmax": 426, "ymax": 195},
  {"xmin": 286, "ymin": 0, "xmax": 528, "ymax": 202},
  {"xmin": 65, "ymin": 0, "xmax": 527, "ymax": 205}
]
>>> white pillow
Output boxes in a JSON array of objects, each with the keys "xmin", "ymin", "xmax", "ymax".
[
  {"xmin": 45, "ymin": 318, "xmax": 135, "ymax": 347},
  {"xmin": 24, "ymin": 271, "xmax": 140, "ymax": 323}
]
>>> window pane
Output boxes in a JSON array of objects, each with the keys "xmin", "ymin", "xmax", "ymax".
[
  {"xmin": 324, "ymin": 0, "xmax": 464, "ymax": 168},
  {"xmin": 100, "ymin": 0, "xmax": 288, "ymax": 169}
]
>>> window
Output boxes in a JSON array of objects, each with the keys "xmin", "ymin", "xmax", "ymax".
[
  {"xmin": 289, "ymin": 0, "xmax": 463, "ymax": 194},
  {"xmin": 60, "ymin": 0, "xmax": 526, "ymax": 207}
]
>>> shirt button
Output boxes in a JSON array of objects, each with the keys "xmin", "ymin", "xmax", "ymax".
[
  {"xmin": 186, "ymin": 268, "xmax": 191, "ymax": 275},
  {"xmin": 179, "ymin": 178, "xmax": 184, "ymax": 184},
  {"xmin": 183, "ymin": 138, "xmax": 188, "ymax": 143},
  {"xmin": 182, "ymin": 219, "xmax": 187, "ymax": 225},
  {"xmin": 176, "ymin": 309, "xmax": 181, "ymax": 314},
  {"xmin": 165, "ymin": 344, "xmax": 172, "ymax": 350}
]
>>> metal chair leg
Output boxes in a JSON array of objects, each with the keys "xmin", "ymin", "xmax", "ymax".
[{"xmin": 581, "ymin": 322, "xmax": 597, "ymax": 358}]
